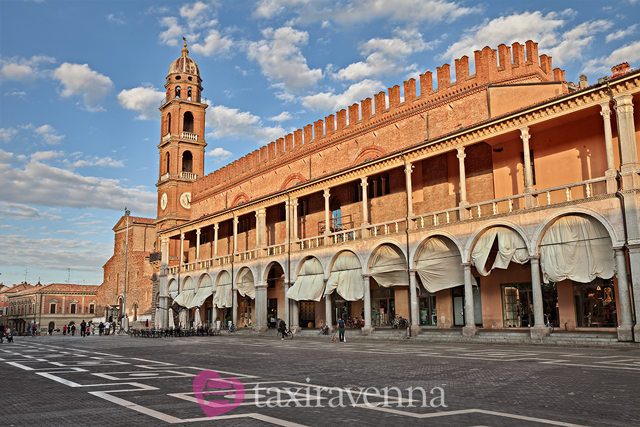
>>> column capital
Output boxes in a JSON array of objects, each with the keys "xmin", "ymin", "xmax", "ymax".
[
  {"xmin": 214, "ymin": 223, "xmax": 219, "ymax": 230},
  {"xmin": 323, "ymin": 188, "xmax": 331, "ymax": 198},
  {"xmin": 180, "ymin": 233, "xmax": 185, "ymax": 240},
  {"xmin": 614, "ymin": 93, "xmax": 634, "ymax": 107},
  {"xmin": 404, "ymin": 163, "xmax": 414, "ymax": 175},
  {"xmin": 599, "ymin": 101, "xmax": 611, "ymax": 119},
  {"xmin": 519, "ymin": 126, "xmax": 530, "ymax": 141},
  {"xmin": 233, "ymin": 216, "xmax": 239, "ymax": 224},
  {"xmin": 456, "ymin": 146, "xmax": 466, "ymax": 159},
  {"xmin": 360, "ymin": 176, "xmax": 368, "ymax": 186},
  {"xmin": 196, "ymin": 228, "xmax": 201, "ymax": 235}
]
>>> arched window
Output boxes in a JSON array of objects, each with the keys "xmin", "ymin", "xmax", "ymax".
[
  {"xmin": 187, "ymin": 87, "xmax": 192, "ymax": 101},
  {"xmin": 182, "ymin": 151, "xmax": 193, "ymax": 173},
  {"xmin": 183, "ymin": 111, "xmax": 194, "ymax": 133},
  {"xmin": 165, "ymin": 152, "xmax": 170, "ymax": 174},
  {"xmin": 175, "ymin": 86, "xmax": 181, "ymax": 99},
  {"xmin": 166, "ymin": 113, "xmax": 171, "ymax": 134}
]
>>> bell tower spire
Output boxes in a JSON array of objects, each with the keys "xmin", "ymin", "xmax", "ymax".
[{"xmin": 156, "ymin": 43, "xmax": 207, "ymax": 232}]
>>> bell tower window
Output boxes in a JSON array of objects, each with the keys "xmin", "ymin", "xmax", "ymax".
[
  {"xmin": 165, "ymin": 152, "xmax": 170, "ymax": 174},
  {"xmin": 166, "ymin": 113, "xmax": 171, "ymax": 134},
  {"xmin": 175, "ymin": 86, "xmax": 181, "ymax": 99},
  {"xmin": 183, "ymin": 111, "xmax": 194, "ymax": 133},
  {"xmin": 187, "ymin": 87, "xmax": 192, "ymax": 101},
  {"xmin": 182, "ymin": 151, "xmax": 193, "ymax": 173}
]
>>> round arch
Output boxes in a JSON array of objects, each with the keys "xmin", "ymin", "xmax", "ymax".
[
  {"xmin": 531, "ymin": 207, "xmax": 622, "ymax": 256},
  {"xmin": 231, "ymin": 193, "xmax": 249, "ymax": 207},
  {"xmin": 214, "ymin": 270, "xmax": 232, "ymax": 290},
  {"xmin": 261, "ymin": 260, "xmax": 287, "ymax": 285},
  {"xmin": 411, "ymin": 230, "xmax": 464, "ymax": 267},
  {"xmin": 364, "ymin": 239, "xmax": 408, "ymax": 274},
  {"xmin": 168, "ymin": 279, "xmax": 178, "ymax": 299},
  {"xmin": 352, "ymin": 145, "xmax": 386, "ymax": 166},
  {"xmin": 463, "ymin": 219, "xmax": 532, "ymax": 262},
  {"xmin": 366, "ymin": 241, "xmax": 410, "ymax": 287},
  {"xmin": 327, "ymin": 248, "xmax": 365, "ymax": 278},
  {"xmin": 196, "ymin": 273, "xmax": 213, "ymax": 291},
  {"xmin": 294, "ymin": 255, "xmax": 326, "ymax": 280},
  {"xmin": 180, "ymin": 275, "xmax": 194, "ymax": 291},
  {"xmin": 280, "ymin": 173, "xmax": 307, "ymax": 191}
]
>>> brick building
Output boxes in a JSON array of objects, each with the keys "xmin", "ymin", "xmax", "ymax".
[
  {"xmin": 0, "ymin": 283, "xmax": 31, "ymax": 327},
  {"xmin": 95, "ymin": 214, "xmax": 157, "ymax": 325},
  {"xmin": 5, "ymin": 283, "xmax": 97, "ymax": 334},
  {"xmin": 151, "ymin": 41, "xmax": 640, "ymax": 343}
]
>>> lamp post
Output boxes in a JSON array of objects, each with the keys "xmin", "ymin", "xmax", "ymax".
[{"xmin": 123, "ymin": 208, "xmax": 130, "ymax": 331}]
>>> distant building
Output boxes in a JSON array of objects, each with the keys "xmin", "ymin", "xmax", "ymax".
[
  {"xmin": 5, "ymin": 283, "xmax": 97, "ymax": 334},
  {"xmin": 95, "ymin": 215, "xmax": 156, "ymax": 325},
  {"xmin": 1, "ymin": 283, "xmax": 33, "ymax": 327}
]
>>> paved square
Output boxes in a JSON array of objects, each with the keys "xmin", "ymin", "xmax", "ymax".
[{"xmin": 1, "ymin": 335, "xmax": 639, "ymax": 426}]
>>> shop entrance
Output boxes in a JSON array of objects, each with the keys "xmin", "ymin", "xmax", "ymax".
[
  {"xmin": 502, "ymin": 283, "xmax": 534, "ymax": 327},
  {"xmin": 574, "ymin": 279, "xmax": 617, "ymax": 327},
  {"xmin": 370, "ymin": 288, "xmax": 394, "ymax": 326},
  {"xmin": 300, "ymin": 301, "xmax": 315, "ymax": 328},
  {"xmin": 267, "ymin": 298, "xmax": 278, "ymax": 328},
  {"xmin": 238, "ymin": 298, "xmax": 252, "ymax": 327},
  {"xmin": 418, "ymin": 291, "xmax": 437, "ymax": 326},
  {"xmin": 542, "ymin": 282, "xmax": 559, "ymax": 328}
]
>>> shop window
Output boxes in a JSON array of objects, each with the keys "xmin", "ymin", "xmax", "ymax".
[
  {"xmin": 502, "ymin": 283, "xmax": 534, "ymax": 327},
  {"xmin": 183, "ymin": 111, "xmax": 194, "ymax": 133},
  {"xmin": 574, "ymin": 279, "xmax": 617, "ymax": 327},
  {"xmin": 182, "ymin": 151, "xmax": 193, "ymax": 172}
]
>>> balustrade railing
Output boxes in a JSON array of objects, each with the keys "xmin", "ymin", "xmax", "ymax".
[
  {"xmin": 180, "ymin": 171, "xmax": 197, "ymax": 180},
  {"xmin": 366, "ymin": 219, "xmax": 407, "ymax": 237},
  {"xmin": 264, "ymin": 244, "xmax": 286, "ymax": 256},
  {"xmin": 181, "ymin": 131, "xmax": 198, "ymax": 141},
  {"xmin": 162, "ymin": 133, "xmax": 171, "ymax": 143},
  {"xmin": 298, "ymin": 235, "xmax": 325, "ymax": 251},
  {"xmin": 414, "ymin": 207, "xmax": 460, "ymax": 229},
  {"xmin": 160, "ymin": 173, "xmax": 170, "ymax": 182},
  {"xmin": 236, "ymin": 249, "xmax": 258, "ymax": 261}
]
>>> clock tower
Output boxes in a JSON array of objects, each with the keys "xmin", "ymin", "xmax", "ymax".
[{"xmin": 156, "ymin": 42, "xmax": 207, "ymax": 233}]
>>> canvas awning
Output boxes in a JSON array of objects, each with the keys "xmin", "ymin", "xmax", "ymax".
[
  {"xmin": 540, "ymin": 215, "xmax": 614, "ymax": 284},
  {"xmin": 213, "ymin": 272, "xmax": 233, "ymax": 308},
  {"xmin": 168, "ymin": 279, "xmax": 178, "ymax": 300},
  {"xmin": 415, "ymin": 237, "xmax": 465, "ymax": 293},
  {"xmin": 288, "ymin": 258, "xmax": 325, "ymax": 301},
  {"xmin": 188, "ymin": 274, "xmax": 213, "ymax": 308},
  {"xmin": 173, "ymin": 277, "xmax": 195, "ymax": 308},
  {"xmin": 370, "ymin": 245, "xmax": 409, "ymax": 287},
  {"xmin": 237, "ymin": 269, "xmax": 255, "ymax": 299},
  {"xmin": 325, "ymin": 251, "xmax": 363, "ymax": 301},
  {"xmin": 471, "ymin": 227, "xmax": 528, "ymax": 276}
]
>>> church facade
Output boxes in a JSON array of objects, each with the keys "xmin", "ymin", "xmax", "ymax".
[{"xmin": 150, "ymin": 41, "xmax": 640, "ymax": 342}]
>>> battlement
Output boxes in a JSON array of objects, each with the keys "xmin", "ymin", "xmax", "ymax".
[{"xmin": 193, "ymin": 40, "xmax": 566, "ymax": 200}]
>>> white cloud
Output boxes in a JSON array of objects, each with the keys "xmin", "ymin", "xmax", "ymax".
[
  {"xmin": 0, "ymin": 127, "xmax": 18, "ymax": 142},
  {"xmin": 117, "ymin": 86, "xmax": 166, "ymax": 120},
  {"xmin": 159, "ymin": 16, "xmax": 185, "ymax": 47},
  {"xmin": 205, "ymin": 104, "xmax": 284, "ymax": 142},
  {"xmin": 301, "ymin": 79, "xmax": 386, "ymax": 112},
  {"xmin": 0, "ymin": 202, "xmax": 62, "ymax": 221},
  {"xmin": 334, "ymin": 28, "xmax": 436, "ymax": 81},
  {"xmin": 191, "ymin": 28, "xmax": 233, "ymax": 56},
  {"xmin": 5, "ymin": 91, "xmax": 26, "ymax": 97},
  {"xmin": 0, "ymin": 55, "xmax": 56, "ymax": 81},
  {"xmin": 64, "ymin": 156, "xmax": 125, "ymax": 169},
  {"xmin": 584, "ymin": 40, "xmax": 640, "ymax": 75},
  {"xmin": 606, "ymin": 24, "xmax": 637, "ymax": 42},
  {"xmin": 106, "ymin": 13, "xmax": 125, "ymax": 25},
  {"xmin": 31, "ymin": 151, "xmax": 64, "ymax": 161},
  {"xmin": 545, "ymin": 20, "xmax": 613, "ymax": 65},
  {"xmin": 180, "ymin": 2, "xmax": 210, "ymax": 24},
  {"xmin": 235, "ymin": 66, "xmax": 247, "ymax": 76},
  {"xmin": 253, "ymin": 0, "xmax": 310, "ymax": 19},
  {"xmin": 440, "ymin": 11, "xmax": 567, "ymax": 62},
  {"xmin": 248, "ymin": 27, "xmax": 323, "ymax": 92},
  {"xmin": 269, "ymin": 111, "xmax": 293, "ymax": 122},
  {"xmin": 207, "ymin": 147, "xmax": 233, "ymax": 161},
  {"xmin": 53, "ymin": 63, "xmax": 113, "ymax": 111},
  {"xmin": 34, "ymin": 125, "xmax": 65, "ymax": 145},
  {"xmin": 0, "ymin": 150, "xmax": 156, "ymax": 214}
]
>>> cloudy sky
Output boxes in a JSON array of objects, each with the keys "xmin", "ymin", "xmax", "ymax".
[{"xmin": 1, "ymin": 0, "xmax": 639, "ymax": 287}]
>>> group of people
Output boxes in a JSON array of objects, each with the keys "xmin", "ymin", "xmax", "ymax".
[
  {"xmin": 45, "ymin": 320, "xmax": 119, "ymax": 336},
  {"xmin": 0, "ymin": 324, "xmax": 15, "ymax": 343}
]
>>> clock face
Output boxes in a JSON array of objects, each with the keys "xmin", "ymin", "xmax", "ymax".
[
  {"xmin": 180, "ymin": 192, "xmax": 191, "ymax": 209},
  {"xmin": 160, "ymin": 193, "xmax": 168, "ymax": 211}
]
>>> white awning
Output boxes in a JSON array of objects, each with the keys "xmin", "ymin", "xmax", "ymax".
[
  {"xmin": 288, "ymin": 258, "xmax": 325, "ymax": 301},
  {"xmin": 416, "ymin": 237, "xmax": 464, "ymax": 293},
  {"xmin": 325, "ymin": 252, "xmax": 363, "ymax": 301},
  {"xmin": 173, "ymin": 277, "xmax": 195, "ymax": 308},
  {"xmin": 471, "ymin": 227, "xmax": 528, "ymax": 276},
  {"xmin": 370, "ymin": 245, "xmax": 409, "ymax": 287},
  {"xmin": 540, "ymin": 215, "xmax": 614, "ymax": 284},
  {"xmin": 213, "ymin": 272, "xmax": 233, "ymax": 308},
  {"xmin": 237, "ymin": 269, "xmax": 255, "ymax": 299},
  {"xmin": 188, "ymin": 275, "xmax": 213, "ymax": 308},
  {"xmin": 168, "ymin": 279, "xmax": 178, "ymax": 299}
]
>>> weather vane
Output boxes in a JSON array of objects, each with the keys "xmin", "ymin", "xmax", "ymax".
[{"xmin": 183, "ymin": 36, "xmax": 187, "ymax": 45}]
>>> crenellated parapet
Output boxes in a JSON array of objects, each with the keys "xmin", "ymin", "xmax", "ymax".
[{"xmin": 193, "ymin": 40, "xmax": 566, "ymax": 201}]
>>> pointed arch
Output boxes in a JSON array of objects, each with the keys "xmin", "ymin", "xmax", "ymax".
[
  {"xmin": 352, "ymin": 145, "xmax": 386, "ymax": 166},
  {"xmin": 280, "ymin": 173, "xmax": 307, "ymax": 190}
]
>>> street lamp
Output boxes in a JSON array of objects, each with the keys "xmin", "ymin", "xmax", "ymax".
[{"xmin": 122, "ymin": 207, "xmax": 130, "ymax": 331}]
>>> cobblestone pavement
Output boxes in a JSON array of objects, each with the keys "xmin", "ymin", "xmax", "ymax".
[{"xmin": 1, "ymin": 334, "xmax": 639, "ymax": 427}]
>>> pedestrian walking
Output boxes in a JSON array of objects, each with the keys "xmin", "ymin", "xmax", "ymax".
[
  {"xmin": 63, "ymin": 325, "xmax": 67, "ymax": 336},
  {"xmin": 112, "ymin": 322, "xmax": 117, "ymax": 334},
  {"xmin": 278, "ymin": 318, "xmax": 287, "ymax": 340},
  {"xmin": 27, "ymin": 324, "xmax": 31, "ymax": 336},
  {"xmin": 90, "ymin": 323, "xmax": 95, "ymax": 335},
  {"xmin": 337, "ymin": 317, "xmax": 346, "ymax": 343},
  {"xmin": 98, "ymin": 322, "xmax": 105, "ymax": 336},
  {"xmin": 104, "ymin": 321, "xmax": 110, "ymax": 335},
  {"xmin": 80, "ymin": 320, "xmax": 86, "ymax": 337}
]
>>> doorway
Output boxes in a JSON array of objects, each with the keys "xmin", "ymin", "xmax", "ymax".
[{"xmin": 502, "ymin": 283, "xmax": 533, "ymax": 327}]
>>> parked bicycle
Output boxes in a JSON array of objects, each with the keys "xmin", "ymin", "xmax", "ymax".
[
  {"xmin": 391, "ymin": 316, "xmax": 409, "ymax": 329},
  {"xmin": 318, "ymin": 325, "xmax": 330, "ymax": 335},
  {"xmin": 228, "ymin": 323, "xmax": 237, "ymax": 333},
  {"xmin": 278, "ymin": 327, "xmax": 293, "ymax": 340}
]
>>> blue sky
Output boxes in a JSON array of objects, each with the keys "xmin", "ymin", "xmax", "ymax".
[{"xmin": 1, "ymin": 0, "xmax": 639, "ymax": 287}]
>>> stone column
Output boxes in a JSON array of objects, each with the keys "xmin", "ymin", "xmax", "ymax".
[
  {"xmin": 255, "ymin": 210, "xmax": 261, "ymax": 246},
  {"xmin": 291, "ymin": 299, "xmax": 300, "ymax": 332},
  {"xmin": 232, "ymin": 216, "xmax": 238, "ymax": 253},
  {"xmin": 253, "ymin": 281, "xmax": 268, "ymax": 332},
  {"xmin": 405, "ymin": 163, "xmax": 414, "ymax": 218},
  {"xmin": 284, "ymin": 282, "xmax": 290, "ymax": 328},
  {"xmin": 292, "ymin": 198, "xmax": 299, "ymax": 240},
  {"xmin": 361, "ymin": 177, "xmax": 369, "ymax": 226},
  {"xmin": 325, "ymin": 280, "xmax": 333, "ymax": 330},
  {"xmin": 161, "ymin": 238, "xmax": 169, "ymax": 266},
  {"xmin": 614, "ymin": 248, "xmax": 633, "ymax": 341},
  {"xmin": 159, "ymin": 263, "xmax": 169, "ymax": 327},
  {"xmin": 285, "ymin": 200, "xmax": 291, "ymax": 245},
  {"xmin": 180, "ymin": 233, "xmax": 185, "ymax": 267},
  {"xmin": 213, "ymin": 223, "xmax": 219, "ymax": 256},
  {"xmin": 600, "ymin": 102, "xmax": 618, "ymax": 193},
  {"xmin": 614, "ymin": 94, "xmax": 640, "ymax": 189},
  {"xmin": 409, "ymin": 269, "xmax": 421, "ymax": 336},
  {"xmin": 232, "ymin": 281, "xmax": 238, "ymax": 327},
  {"xmin": 323, "ymin": 188, "xmax": 331, "ymax": 244},
  {"xmin": 362, "ymin": 275, "xmax": 373, "ymax": 335},
  {"xmin": 520, "ymin": 127, "xmax": 535, "ymax": 208},
  {"xmin": 456, "ymin": 147, "xmax": 469, "ymax": 219},
  {"xmin": 529, "ymin": 256, "xmax": 548, "ymax": 339},
  {"xmin": 257, "ymin": 208, "xmax": 267, "ymax": 248},
  {"xmin": 629, "ymin": 244, "xmax": 640, "ymax": 342},
  {"xmin": 195, "ymin": 228, "xmax": 201, "ymax": 260},
  {"xmin": 462, "ymin": 263, "xmax": 477, "ymax": 337}
]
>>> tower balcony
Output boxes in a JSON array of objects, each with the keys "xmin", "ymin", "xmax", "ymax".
[
  {"xmin": 181, "ymin": 131, "xmax": 198, "ymax": 142},
  {"xmin": 162, "ymin": 133, "xmax": 171, "ymax": 143},
  {"xmin": 180, "ymin": 171, "xmax": 197, "ymax": 181}
]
